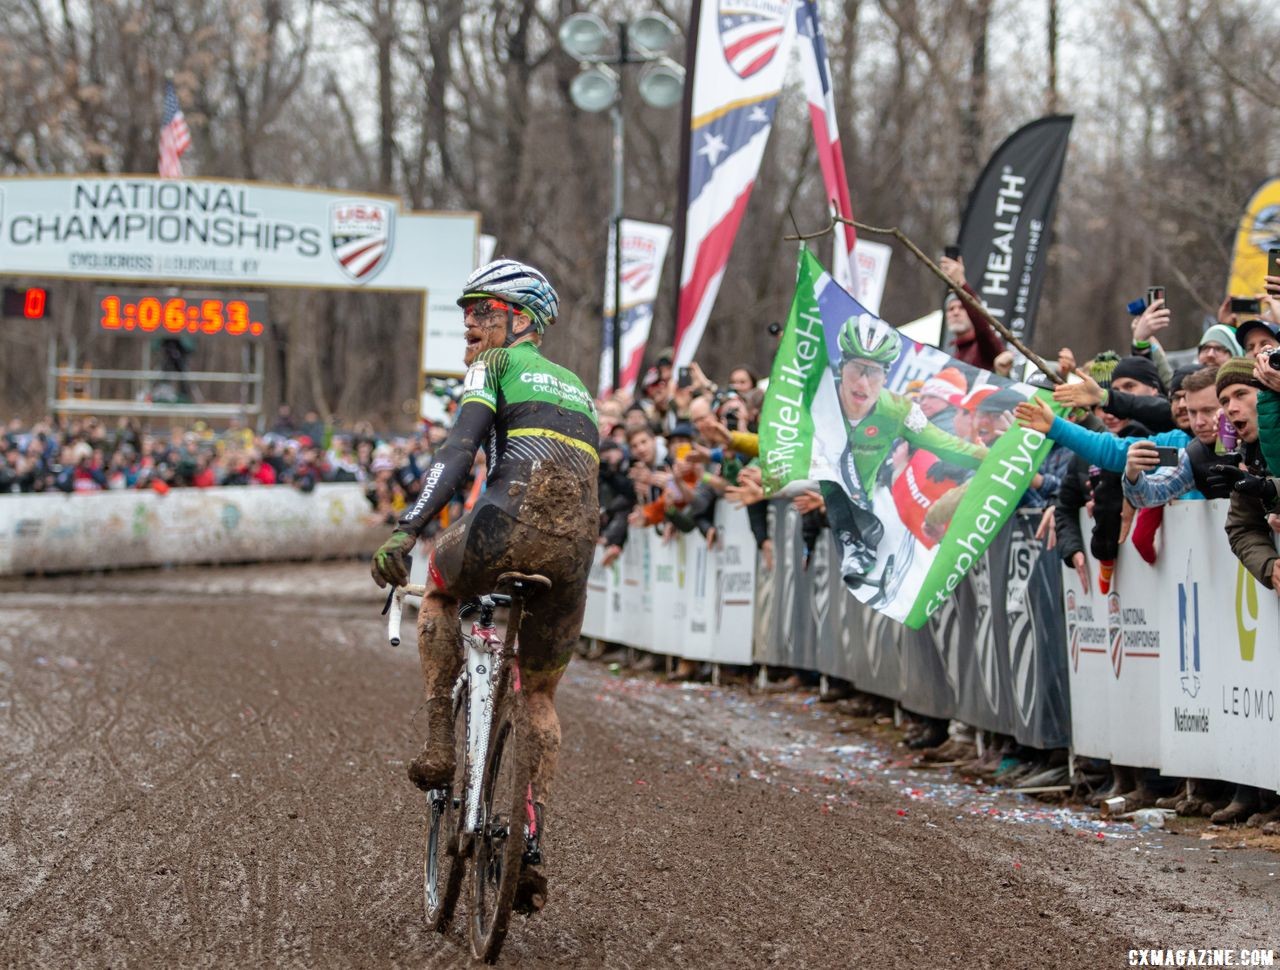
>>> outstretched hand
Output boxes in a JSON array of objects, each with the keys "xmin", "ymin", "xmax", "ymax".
[
  {"xmin": 1052, "ymin": 372, "xmax": 1103, "ymax": 409},
  {"xmin": 1014, "ymin": 396, "xmax": 1055, "ymax": 435}
]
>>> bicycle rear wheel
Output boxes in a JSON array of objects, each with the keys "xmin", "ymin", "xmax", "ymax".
[
  {"xmin": 423, "ymin": 695, "xmax": 468, "ymax": 932},
  {"xmin": 469, "ymin": 686, "xmax": 531, "ymax": 963}
]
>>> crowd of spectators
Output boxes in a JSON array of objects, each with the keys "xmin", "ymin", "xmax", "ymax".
[
  {"xmin": 587, "ymin": 256, "xmax": 1280, "ymax": 823},
  {"xmin": 0, "ymin": 403, "xmax": 467, "ymax": 528}
]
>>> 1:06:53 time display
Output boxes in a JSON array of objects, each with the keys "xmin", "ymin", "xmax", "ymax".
[{"xmin": 99, "ymin": 295, "xmax": 265, "ymax": 337}]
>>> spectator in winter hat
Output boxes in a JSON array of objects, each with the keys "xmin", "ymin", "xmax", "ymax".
[
  {"xmin": 1234, "ymin": 318, "xmax": 1280, "ymax": 360},
  {"xmin": 916, "ymin": 367, "xmax": 968, "ymax": 434},
  {"xmin": 1198, "ymin": 323, "xmax": 1242, "ymax": 367},
  {"xmin": 1052, "ymin": 353, "xmax": 1177, "ymax": 434}
]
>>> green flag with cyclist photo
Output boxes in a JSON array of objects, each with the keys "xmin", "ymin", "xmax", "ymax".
[{"xmin": 759, "ymin": 248, "xmax": 1054, "ymax": 628}]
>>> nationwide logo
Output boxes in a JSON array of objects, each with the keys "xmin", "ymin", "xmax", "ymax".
[
  {"xmin": 1177, "ymin": 555, "xmax": 1201, "ymax": 699},
  {"xmin": 1107, "ymin": 590, "xmax": 1123, "ymax": 679},
  {"xmin": 330, "ymin": 200, "xmax": 394, "ymax": 282},
  {"xmin": 718, "ymin": 1, "xmax": 789, "ymax": 79},
  {"xmin": 1235, "ymin": 561, "xmax": 1258, "ymax": 661}
]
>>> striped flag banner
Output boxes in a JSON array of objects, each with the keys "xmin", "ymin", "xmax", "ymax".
[
  {"xmin": 796, "ymin": 0, "xmax": 856, "ymax": 293},
  {"xmin": 158, "ymin": 79, "xmax": 191, "ymax": 179},
  {"xmin": 600, "ymin": 219, "xmax": 673, "ymax": 396},
  {"xmin": 671, "ymin": 0, "xmax": 797, "ymax": 367}
]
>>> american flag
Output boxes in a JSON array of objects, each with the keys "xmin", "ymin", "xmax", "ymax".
[
  {"xmin": 158, "ymin": 80, "xmax": 191, "ymax": 179},
  {"xmin": 671, "ymin": 0, "xmax": 796, "ymax": 368},
  {"xmin": 796, "ymin": 0, "xmax": 856, "ymax": 292}
]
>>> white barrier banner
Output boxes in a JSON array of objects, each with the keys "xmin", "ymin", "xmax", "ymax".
[
  {"xmin": 1062, "ymin": 513, "xmax": 1163, "ymax": 768},
  {"xmin": 1157, "ymin": 501, "xmax": 1280, "ymax": 791},
  {"xmin": 582, "ymin": 503, "xmax": 756, "ymax": 665},
  {"xmin": 0, "ymin": 484, "xmax": 382, "ymax": 575}
]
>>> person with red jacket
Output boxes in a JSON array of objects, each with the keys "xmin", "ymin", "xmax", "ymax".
[{"xmin": 940, "ymin": 255, "xmax": 1005, "ymax": 371}]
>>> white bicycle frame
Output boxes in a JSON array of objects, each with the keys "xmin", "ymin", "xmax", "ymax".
[{"xmin": 388, "ymin": 585, "xmax": 508, "ymax": 835}]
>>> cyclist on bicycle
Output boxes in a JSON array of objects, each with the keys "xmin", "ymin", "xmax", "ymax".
[{"xmin": 370, "ymin": 258, "xmax": 599, "ymax": 911}]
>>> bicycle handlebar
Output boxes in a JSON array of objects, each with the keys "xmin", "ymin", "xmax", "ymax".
[{"xmin": 387, "ymin": 583, "xmax": 428, "ymax": 646}]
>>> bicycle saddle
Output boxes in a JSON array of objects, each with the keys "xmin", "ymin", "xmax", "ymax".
[{"xmin": 496, "ymin": 571, "xmax": 553, "ymax": 594}]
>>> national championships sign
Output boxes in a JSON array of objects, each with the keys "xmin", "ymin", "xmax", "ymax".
[{"xmin": 0, "ymin": 176, "xmax": 479, "ymax": 374}]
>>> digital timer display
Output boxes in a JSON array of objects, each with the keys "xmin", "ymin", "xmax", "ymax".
[
  {"xmin": 94, "ymin": 287, "xmax": 268, "ymax": 338},
  {"xmin": 2, "ymin": 286, "xmax": 49, "ymax": 320}
]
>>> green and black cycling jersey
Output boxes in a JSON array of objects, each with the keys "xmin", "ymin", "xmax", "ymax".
[{"xmin": 398, "ymin": 342, "xmax": 599, "ymax": 535}]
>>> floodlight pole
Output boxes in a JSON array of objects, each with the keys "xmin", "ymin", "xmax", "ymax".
[{"xmin": 609, "ymin": 22, "xmax": 629, "ymax": 394}]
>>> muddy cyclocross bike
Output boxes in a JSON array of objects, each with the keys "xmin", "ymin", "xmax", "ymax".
[{"xmin": 385, "ymin": 568, "xmax": 549, "ymax": 963}]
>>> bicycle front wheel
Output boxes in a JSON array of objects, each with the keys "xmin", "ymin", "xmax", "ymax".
[
  {"xmin": 423, "ymin": 695, "xmax": 468, "ymax": 932},
  {"xmin": 469, "ymin": 687, "xmax": 531, "ymax": 963}
]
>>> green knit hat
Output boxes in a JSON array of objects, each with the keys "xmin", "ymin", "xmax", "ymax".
[
  {"xmin": 1086, "ymin": 350, "xmax": 1121, "ymax": 389},
  {"xmin": 1215, "ymin": 357, "xmax": 1262, "ymax": 396}
]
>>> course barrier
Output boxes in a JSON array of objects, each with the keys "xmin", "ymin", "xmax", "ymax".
[
  {"xmin": 581, "ymin": 503, "xmax": 758, "ymax": 665},
  {"xmin": 1064, "ymin": 500, "xmax": 1280, "ymax": 792},
  {"xmin": 0, "ymin": 484, "xmax": 384, "ymax": 575},
  {"xmin": 584, "ymin": 497, "xmax": 1280, "ymax": 794}
]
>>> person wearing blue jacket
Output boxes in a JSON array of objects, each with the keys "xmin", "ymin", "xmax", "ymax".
[{"xmin": 1017, "ymin": 363, "xmax": 1209, "ymax": 497}]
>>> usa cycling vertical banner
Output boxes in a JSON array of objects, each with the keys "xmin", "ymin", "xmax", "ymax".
[
  {"xmin": 1226, "ymin": 177, "xmax": 1280, "ymax": 302},
  {"xmin": 671, "ymin": 0, "xmax": 798, "ymax": 367},
  {"xmin": 599, "ymin": 220, "xmax": 673, "ymax": 396},
  {"xmin": 955, "ymin": 115, "xmax": 1073, "ymax": 348}
]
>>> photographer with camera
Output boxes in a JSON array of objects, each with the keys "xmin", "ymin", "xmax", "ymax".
[
  {"xmin": 1234, "ymin": 318, "xmax": 1280, "ymax": 359},
  {"xmin": 1129, "ymin": 293, "xmax": 1175, "ymax": 388},
  {"xmin": 1119, "ymin": 367, "xmax": 1227, "ymax": 508}
]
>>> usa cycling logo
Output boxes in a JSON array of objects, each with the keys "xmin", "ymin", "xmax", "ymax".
[
  {"xmin": 621, "ymin": 235, "xmax": 658, "ymax": 292},
  {"xmin": 1065, "ymin": 589, "xmax": 1080, "ymax": 672},
  {"xmin": 1107, "ymin": 591, "xmax": 1123, "ymax": 679},
  {"xmin": 330, "ymin": 200, "xmax": 394, "ymax": 283},
  {"xmin": 718, "ymin": 1, "xmax": 789, "ymax": 78}
]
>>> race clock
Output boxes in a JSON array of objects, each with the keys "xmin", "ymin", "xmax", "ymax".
[{"xmin": 95, "ymin": 287, "xmax": 268, "ymax": 338}]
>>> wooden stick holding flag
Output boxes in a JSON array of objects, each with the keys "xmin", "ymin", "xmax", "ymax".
[{"xmin": 786, "ymin": 213, "xmax": 1061, "ymax": 383}]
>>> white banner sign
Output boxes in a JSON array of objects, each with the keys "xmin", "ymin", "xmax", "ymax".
[
  {"xmin": 583, "ymin": 503, "xmax": 757, "ymax": 664},
  {"xmin": 1064, "ymin": 500, "xmax": 1280, "ymax": 790},
  {"xmin": 0, "ymin": 176, "xmax": 478, "ymax": 374},
  {"xmin": 600, "ymin": 219, "xmax": 673, "ymax": 395},
  {"xmin": 1157, "ymin": 501, "xmax": 1280, "ymax": 791},
  {"xmin": 852, "ymin": 238, "xmax": 892, "ymax": 316},
  {"xmin": 1062, "ymin": 514, "xmax": 1163, "ymax": 768}
]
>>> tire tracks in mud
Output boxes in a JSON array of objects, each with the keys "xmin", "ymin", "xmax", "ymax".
[{"xmin": 1, "ymin": 562, "xmax": 1276, "ymax": 967}]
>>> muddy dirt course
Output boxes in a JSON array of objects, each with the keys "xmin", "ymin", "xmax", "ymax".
[{"xmin": 1, "ymin": 562, "xmax": 1277, "ymax": 968}]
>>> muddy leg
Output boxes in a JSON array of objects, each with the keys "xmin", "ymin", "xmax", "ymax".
[
  {"xmin": 523, "ymin": 667, "xmax": 565, "ymax": 806},
  {"xmin": 407, "ymin": 585, "xmax": 462, "ymax": 791}
]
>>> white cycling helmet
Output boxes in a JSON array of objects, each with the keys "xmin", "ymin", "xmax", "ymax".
[{"xmin": 458, "ymin": 259, "xmax": 559, "ymax": 332}]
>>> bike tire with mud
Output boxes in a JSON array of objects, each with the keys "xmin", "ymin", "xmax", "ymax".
[
  {"xmin": 423, "ymin": 696, "xmax": 469, "ymax": 931},
  {"xmin": 469, "ymin": 687, "xmax": 531, "ymax": 963}
]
